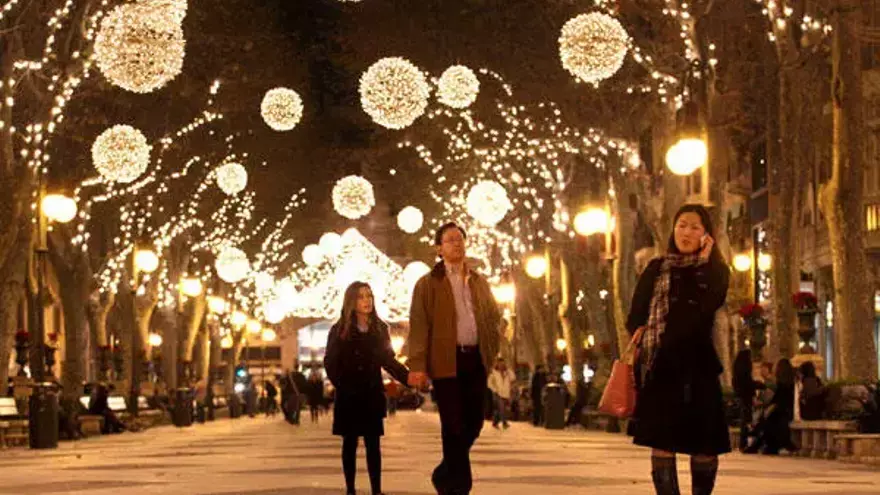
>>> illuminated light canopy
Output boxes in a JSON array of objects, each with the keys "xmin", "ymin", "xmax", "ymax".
[
  {"xmin": 214, "ymin": 162, "xmax": 248, "ymax": 196},
  {"xmin": 134, "ymin": 249, "xmax": 159, "ymax": 274},
  {"xmin": 319, "ymin": 232, "xmax": 343, "ymax": 257},
  {"xmin": 466, "ymin": 180, "xmax": 513, "ymax": 227},
  {"xmin": 397, "ymin": 206, "xmax": 424, "ymax": 234},
  {"xmin": 437, "ymin": 65, "xmax": 480, "ymax": 109},
  {"xmin": 92, "ymin": 125, "xmax": 151, "ymax": 183},
  {"xmin": 42, "ymin": 194, "xmax": 77, "ymax": 223},
  {"xmin": 573, "ymin": 208, "xmax": 612, "ymax": 236},
  {"xmin": 260, "ymin": 87, "xmax": 304, "ymax": 131},
  {"xmin": 332, "ymin": 175, "xmax": 375, "ymax": 220},
  {"xmin": 94, "ymin": 0, "xmax": 186, "ymax": 93},
  {"xmin": 559, "ymin": 12, "xmax": 630, "ymax": 84},
  {"xmin": 665, "ymin": 138, "xmax": 707, "ymax": 176},
  {"xmin": 403, "ymin": 261, "xmax": 431, "ymax": 289},
  {"xmin": 215, "ymin": 246, "xmax": 250, "ymax": 283},
  {"xmin": 359, "ymin": 57, "xmax": 431, "ymax": 129},
  {"xmin": 525, "ymin": 255, "xmax": 548, "ymax": 279},
  {"xmin": 302, "ymin": 244, "xmax": 324, "ymax": 267}
]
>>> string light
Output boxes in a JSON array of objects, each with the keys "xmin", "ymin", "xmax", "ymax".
[
  {"xmin": 93, "ymin": 0, "xmax": 186, "ymax": 93},
  {"xmin": 260, "ymin": 87, "xmax": 304, "ymax": 131},
  {"xmin": 332, "ymin": 175, "xmax": 375, "ymax": 220},
  {"xmin": 91, "ymin": 125, "xmax": 151, "ymax": 183},
  {"xmin": 466, "ymin": 180, "xmax": 513, "ymax": 227},
  {"xmin": 397, "ymin": 206, "xmax": 424, "ymax": 234},
  {"xmin": 359, "ymin": 57, "xmax": 431, "ymax": 129},
  {"xmin": 559, "ymin": 12, "xmax": 630, "ymax": 85},
  {"xmin": 214, "ymin": 162, "xmax": 248, "ymax": 196},
  {"xmin": 437, "ymin": 65, "xmax": 480, "ymax": 109}
]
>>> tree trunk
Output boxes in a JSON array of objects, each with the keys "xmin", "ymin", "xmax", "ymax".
[
  {"xmin": 558, "ymin": 256, "xmax": 583, "ymax": 384},
  {"xmin": 87, "ymin": 291, "xmax": 114, "ymax": 349},
  {"xmin": 611, "ymin": 186, "xmax": 638, "ymax": 357},
  {"xmin": 820, "ymin": 0, "xmax": 878, "ymax": 380},
  {"xmin": 524, "ymin": 284, "xmax": 548, "ymax": 367},
  {"xmin": 0, "ymin": 218, "xmax": 29, "ymax": 396},
  {"xmin": 55, "ymin": 258, "xmax": 90, "ymax": 399},
  {"xmin": 181, "ymin": 294, "xmax": 206, "ymax": 362},
  {"xmin": 196, "ymin": 327, "xmax": 210, "ymax": 381},
  {"xmin": 226, "ymin": 332, "xmax": 245, "ymax": 395}
]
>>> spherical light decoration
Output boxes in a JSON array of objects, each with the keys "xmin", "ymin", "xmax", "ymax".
[
  {"xmin": 359, "ymin": 57, "xmax": 431, "ymax": 129},
  {"xmin": 93, "ymin": 0, "xmax": 186, "ymax": 93},
  {"xmin": 215, "ymin": 246, "xmax": 250, "ymax": 283},
  {"xmin": 403, "ymin": 261, "xmax": 431, "ymax": 289},
  {"xmin": 302, "ymin": 244, "xmax": 324, "ymax": 267},
  {"xmin": 319, "ymin": 232, "xmax": 343, "ymax": 257},
  {"xmin": 41, "ymin": 194, "xmax": 78, "ymax": 223},
  {"xmin": 260, "ymin": 87, "xmax": 304, "ymax": 131},
  {"xmin": 665, "ymin": 138, "xmax": 707, "ymax": 176},
  {"xmin": 332, "ymin": 175, "xmax": 375, "ymax": 220},
  {"xmin": 559, "ymin": 12, "xmax": 630, "ymax": 84},
  {"xmin": 397, "ymin": 206, "xmax": 424, "ymax": 234},
  {"xmin": 525, "ymin": 255, "xmax": 548, "ymax": 279},
  {"xmin": 215, "ymin": 162, "xmax": 248, "ymax": 196},
  {"xmin": 437, "ymin": 65, "xmax": 480, "ymax": 109},
  {"xmin": 262, "ymin": 299, "xmax": 287, "ymax": 324},
  {"xmin": 465, "ymin": 180, "xmax": 513, "ymax": 226},
  {"xmin": 91, "ymin": 125, "xmax": 151, "ymax": 183}
]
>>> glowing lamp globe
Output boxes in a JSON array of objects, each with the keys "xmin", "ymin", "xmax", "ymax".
[
  {"xmin": 319, "ymin": 232, "xmax": 343, "ymax": 258},
  {"xmin": 220, "ymin": 335, "xmax": 234, "ymax": 349},
  {"xmin": 215, "ymin": 162, "xmax": 248, "ymax": 196},
  {"xmin": 758, "ymin": 253, "xmax": 772, "ymax": 271},
  {"xmin": 302, "ymin": 244, "xmax": 324, "ymax": 267},
  {"xmin": 556, "ymin": 338, "xmax": 568, "ymax": 352},
  {"xmin": 437, "ymin": 65, "xmax": 480, "ymax": 109},
  {"xmin": 179, "ymin": 277, "xmax": 203, "ymax": 297},
  {"xmin": 397, "ymin": 206, "xmax": 424, "ymax": 234},
  {"xmin": 148, "ymin": 333, "xmax": 163, "ymax": 347},
  {"xmin": 134, "ymin": 249, "xmax": 159, "ymax": 274},
  {"xmin": 92, "ymin": 125, "xmax": 151, "ymax": 183},
  {"xmin": 246, "ymin": 319, "xmax": 262, "ymax": 335},
  {"xmin": 403, "ymin": 261, "xmax": 431, "ymax": 289},
  {"xmin": 733, "ymin": 254, "xmax": 752, "ymax": 273},
  {"xmin": 573, "ymin": 208, "xmax": 611, "ymax": 236},
  {"xmin": 207, "ymin": 296, "xmax": 228, "ymax": 314},
  {"xmin": 260, "ymin": 87, "xmax": 304, "ymax": 131},
  {"xmin": 559, "ymin": 12, "xmax": 630, "ymax": 85},
  {"xmin": 492, "ymin": 283, "xmax": 516, "ymax": 304},
  {"xmin": 41, "ymin": 194, "xmax": 78, "ymax": 223},
  {"xmin": 359, "ymin": 57, "xmax": 431, "ymax": 129},
  {"xmin": 215, "ymin": 247, "xmax": 250, "ymax": 283},
  {"xmin": 332, "ymin": 175, "xmax": 375, "ymax": 220},
  {"xmin": 261, "ymin": 328, "xmax": 277, "ymax": 342},
  {"xmin": 665, "ymin": 138, "xmax": 707, "ymax": 176},
  {"xmin": 230, "ymin": 310, "xmax": 248, "ymax": 328},
  {"xmin": 525, "ymin": 255, "xmax": 548, "ymax": 279},
  {"xmin": 391, "ymin": 336, "xmax": 405, "ymax": 355},
  {"xmin": 262, "ymin": 299, "xmax": 287, "ymax": 324}
]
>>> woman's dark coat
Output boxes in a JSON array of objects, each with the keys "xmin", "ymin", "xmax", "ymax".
[
  {"xmin": 626, "ymin": 257, "xmax": 731, "ymax": 456},
  {"xmin": 324, "ymin": 320, "xmax": 409, "ymax": 437}
]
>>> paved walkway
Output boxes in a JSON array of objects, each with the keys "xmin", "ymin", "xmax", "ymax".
[{"xmin": 1, "ymin": 411, "xmax": 879, "ymax": 494}]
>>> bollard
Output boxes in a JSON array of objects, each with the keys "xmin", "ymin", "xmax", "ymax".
[{"xmin": 543, "ymin": 383, "xmax": 565, "ymax": 430}]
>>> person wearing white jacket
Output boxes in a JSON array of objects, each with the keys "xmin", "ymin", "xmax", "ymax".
[{"xmin": 488, "ymin": 359, "xmax": 516, "ymax": 429}]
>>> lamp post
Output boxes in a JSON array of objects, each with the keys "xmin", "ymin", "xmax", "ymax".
[{"xmin": 29, "ymin": 191, "xmax": 77, "ymax": 449}]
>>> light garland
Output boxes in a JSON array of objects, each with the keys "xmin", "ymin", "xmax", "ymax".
[
  {"xmin": 359, "ymin": 57, "xmax": 431, "ymax": 129},
  {"xmin": 332, "ymin": 175, "xmax": 375, "ymax": 220},
  {"xmin": 397, "ymin": 206, "xmax": 424, "ymax": 234},
  {"xmin": 559, "ymin": 12, "xmax": 630, "ymax": 85},
  {"xmin": 214, "ymin": 162, "xmax": 248, "ymax": 196},
  {"xmin": 260, "ymin": 87, "xmax": 304, "ymax": 131},
  {"xmin": 93, "ymin": 0, "xmax": 186, "ymax": 93},
  {"xmin": 215, "ymin": 246, "xmax": 250, "ymax": 283},
  {"xmin": 437, "ymin": 65, "xmax": 480, "ymax": 109},
  {"xmin": 466, "ymin": 180, "xmax": 513, "ymax": 227},
  {"xmin": 91, "ymin": 125, "xmax": 151, "ymax": 183}
]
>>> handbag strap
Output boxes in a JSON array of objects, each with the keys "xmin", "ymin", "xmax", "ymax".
[{"xmin": 622, "ymin": 326, "xmax": 645, "ymax": 366}]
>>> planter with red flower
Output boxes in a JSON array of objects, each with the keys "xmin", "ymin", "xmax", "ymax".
[
  {"xmin": 739, "ymin": 303, "xmax": 767, "ymax": 359},
  {"xmin": 793, "ymin": 291, "xmax": 819, "ymax": 353},
  {"xmin": 14, "ymin": 330, "xmax": 30, "ymax": 376}
]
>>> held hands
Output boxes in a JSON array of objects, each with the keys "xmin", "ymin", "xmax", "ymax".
[{"xmin": 407, "ymin": 371, "xmax": 431, "ymax": 391}]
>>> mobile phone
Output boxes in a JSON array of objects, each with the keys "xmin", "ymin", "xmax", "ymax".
[{"xmin": 700, "ymin": 234, "xmax": 708, "ymax": 248}]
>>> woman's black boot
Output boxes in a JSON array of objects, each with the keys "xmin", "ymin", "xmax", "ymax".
[
  {"xmin": 651, "ymin": 456, "xmax": 680, "ymax": 495},
  {"xmin": 690, "ymin": 456, "xmax": 719, "ymax": 495}
]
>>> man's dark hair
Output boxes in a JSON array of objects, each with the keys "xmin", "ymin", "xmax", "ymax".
[{"xmin": 434, "ymin": 222, "xmax": 467, "ymax": 246}]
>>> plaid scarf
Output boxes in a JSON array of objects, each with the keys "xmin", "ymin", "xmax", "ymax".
[{"xmin": 639, "ymin": 253, "xmax": 708, "ymax": 382}]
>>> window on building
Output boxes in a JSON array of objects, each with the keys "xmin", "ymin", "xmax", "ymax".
[{"xmin": 751, "ymin": 141, "xmax": 768, "ymax": 192}]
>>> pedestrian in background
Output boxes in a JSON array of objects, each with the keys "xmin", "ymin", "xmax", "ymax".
[
  {"xmin": 530, "ymin": 364, "xmax": 548, "ymax": 426},
  {"xmin": 307, "ymin": 370, "xmax": 323, "ymax": 423},
  {"xmin": 626, "ymin": 204, "xmax": 731, "ymax": 495},
  {"xmin": 325, "ymin": 281, "xmax": 416, "ymax": 495},
  {"xmin": 488, "ymin": 358, "xmax": 515, "ymax": 430}
]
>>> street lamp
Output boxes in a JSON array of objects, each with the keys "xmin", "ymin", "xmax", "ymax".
[
  {"xmin": 207, "ymin": 295, "xmax": 228, "ymax": 314},
  {"xmin": 134, "ymin": 249, "xmax": 159, "ymax": 274},
  {"xmin": 758, "ymin": 253, "xmax": 772, "ymax": 271},
  {"xmin": 30, "ymin": 191, "xmax": 77, "ymax": 449},
  {"xmin": 492, "ymin": 282, "xmax": 516, "ymax": 304},
  {"xmin": 573, "ymin": 207, "xmax": 612, "ymax": 237},
  {"xmin": 246, "ymin": 319, "xmax": 262, "ymax": 335},
  {"xmin": 148, "ymin": 333, "xmax": 163, "ymax": 347},
  {"xmin": 260, "ymin": 328, "xmax": 277, "ymax": 342},
  {"xmin": 179, "ymin": 277, "xmax": 203, "ymax": 298},
  {"xmin": 733, "ymin": 253, "xmax": 752, "ymax": 273},
  {"xmin": 391, "ymin": 336, "xmax": 405, "ymax": 356},
  {"xmin": 230, "ymin": 310, "xmax": 248, "ymax": 328},
  {"xmin": 665, "ymin": 138, "xmax": 708, "ymax": 176},
  {"xmin": 524, "ymin": 254, "xmax": 548, "ymax": 279},
  {"xmin": 556, "ymin": 338, "xmax": 568, "ymax": 352},
  {"xmin": 221, "ymin": 335, "xmax": 234, "ymax": 349}
]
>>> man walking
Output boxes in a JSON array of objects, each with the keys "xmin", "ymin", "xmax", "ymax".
[
  {"xmin": 530, "ymin": 364, "xmax": 548, "ymax": 426},
  {"xmin": 408, "ymin": 222, "xmax": 503, "ymax": 495}
]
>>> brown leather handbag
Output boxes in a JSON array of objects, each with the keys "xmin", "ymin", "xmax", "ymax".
[{"xmin": 597, "ymin": 326, "xmax": 645, "ymax": 418}]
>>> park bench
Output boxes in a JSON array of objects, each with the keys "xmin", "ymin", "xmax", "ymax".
[
  {"xmin": 789, "ymin": 420, "xmax": 858, "ymax": 459},
  {"xmin": 76, "ymin": 396, "xmax": 104, "ymax": 436},
  {"xmin": 136, "ymin": 396, "xmax": 166, "ymax": 427},
  {"xmin": 834, "ymin": 433, "xmax": 880, "ymax": 466},
  {"xmin": 0, "ymin": 397, "xmax": 28, "ymax": 448},
  {"xmin": 212, "ymin": 395, "xmax": 229, "ymax": 419},
  {"xmin": 580, "ymin": 410, "xmax": 625, "ymax": 433}
]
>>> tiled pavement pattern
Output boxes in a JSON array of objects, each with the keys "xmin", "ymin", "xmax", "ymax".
[{"xmin": 1, "ymin": 411, "xmax": 879, "ymax": 494}]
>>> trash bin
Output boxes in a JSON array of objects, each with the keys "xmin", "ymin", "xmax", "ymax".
[
  {"xmin": 228, "ymin": 394, "xmax": 242, "ymax": 419},
  {"xmin": 543, "ymin": 383, "xmax": 565, "ymax": 430},
  {"xmin": 29, "ymin": 382, "xmax": 59, "ymax": 449},
  {"xmin": 172, "ymin": 388, "xmax": 193, "ymax": 427}
]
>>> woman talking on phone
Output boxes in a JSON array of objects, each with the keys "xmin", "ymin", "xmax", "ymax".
[{"xmin": 626, "ymin": 204, "xmax": 731, "ymax": 495}]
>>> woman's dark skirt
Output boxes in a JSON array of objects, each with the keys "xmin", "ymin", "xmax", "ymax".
[{"xmin": 332, "ymin": 388, "xmax": 387, "ymax": 437}]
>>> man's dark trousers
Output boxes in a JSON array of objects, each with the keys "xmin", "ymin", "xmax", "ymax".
[{"xmin": 432, "ymin": 347, "xmax": 486, "ymax": 494}]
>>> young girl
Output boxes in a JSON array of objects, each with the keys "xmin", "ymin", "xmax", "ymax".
[
  {"xmin": 626, "ymin": 204, "xmax": 731, "ymax": 495},
  {"xmin": 324, "ymin": 282, "xmax": 413, "ymax": 495}
]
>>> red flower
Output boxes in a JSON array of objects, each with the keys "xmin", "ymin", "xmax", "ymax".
[
  {"xmin": 14, "ymin": 330, "xmax": 30, "ymax": 342},
  {"xmin": 47, "ymin": 332, "xmax": 59, "ymax": 342},
  {"xmin": 738, "ymin": 303, "xmax": 765, "ymax": 319},
  {"xmin": 792, "ymin": 292, "xmax": 818, "ymax": 311},
  {"xmin": 99, "ymin": 345, "xmax": 111, "ymax": 351}
]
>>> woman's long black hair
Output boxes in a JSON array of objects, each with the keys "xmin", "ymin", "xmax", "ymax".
[{"xmin": 666, "ymin": 203, "xmax": 726, "ymax": 267}]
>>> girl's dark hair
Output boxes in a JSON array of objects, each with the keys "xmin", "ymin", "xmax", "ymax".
[
  {"xmin": 434, "ymin": 222, "xmax": 467, "ymax": 246},
  {"xmin": 732, "ymin": 349, "xmax": 753, "ymax": 393},
  {"xmin": 667, "ymin": 204, "xmax": 725, "ymax": 265},
  {"xmin": 776, "ymin": 358, "xmax": 796, "ymax": 387},
  {"xmin": 336, "ymin": 282, "xmax": 383, "ymax": 340},
  {"xmin": 798, "ymin": 361, "xmax": 819, "ymax": 380}
]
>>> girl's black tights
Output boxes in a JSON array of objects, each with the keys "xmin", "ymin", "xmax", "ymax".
[{"xmin": 342, "ymin": 435, "xmax": 382, "ymax": 494}]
